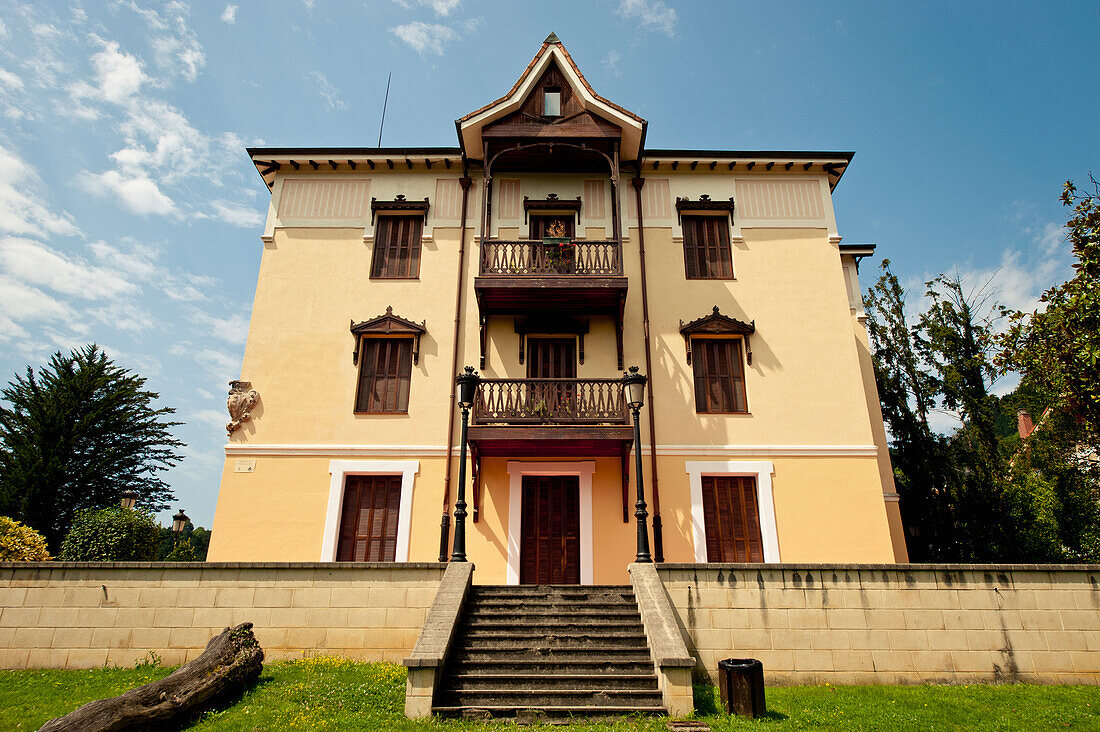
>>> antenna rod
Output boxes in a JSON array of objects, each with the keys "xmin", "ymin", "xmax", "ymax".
[{"xmin": 377, "ymin": 71, "xmax": 391, "ymax": 147}]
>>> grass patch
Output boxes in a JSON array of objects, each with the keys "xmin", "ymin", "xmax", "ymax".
[{"xmin": 1, "ymin": 658, "xmax": 1098, "ymax": 730}]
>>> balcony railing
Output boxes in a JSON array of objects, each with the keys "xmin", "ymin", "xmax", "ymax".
[
  {"xmin": 473, "ymin": 378, "xmax": 628, "ymax": 425},
  {"xmin": 479, "ymin": 240, "xmax": 623, "ymax": 276}
]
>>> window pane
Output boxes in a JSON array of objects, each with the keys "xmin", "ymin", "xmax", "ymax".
[
  {"xmin": 544, "ymin": 90, "xmax": 561, "ymax": 116},
  {"xmin": 693, "ymin": 338, "xmax": 748, "ymax": 413}
]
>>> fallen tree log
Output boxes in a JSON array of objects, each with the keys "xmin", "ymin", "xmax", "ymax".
[{"xmin": 39, "ymin": 622, "xmax": 264, "ymax": 732}]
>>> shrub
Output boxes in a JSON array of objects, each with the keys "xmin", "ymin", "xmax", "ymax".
[
  {"xmin": 59, "ymin": 507, "xmax": 160, "ymax": 561},
  {"xmin": 0, "ymin": 516, "xmax": 51, "ymax": 561}
]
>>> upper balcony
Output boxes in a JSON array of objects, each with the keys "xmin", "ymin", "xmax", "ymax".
[
  {"xmin": 474, "ymin": 238, "xmax": 629, "ymax": 369},
  {"xmin": 475, "ymin": 239, "xmax": 627, "ymax": 309}
]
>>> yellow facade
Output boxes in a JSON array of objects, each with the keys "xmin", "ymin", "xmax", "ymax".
[{"xmin": 209, "ymin": 37, "xmax": 908, "ymax": 574}]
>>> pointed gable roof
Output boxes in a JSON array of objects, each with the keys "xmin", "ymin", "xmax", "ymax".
[{"xmin": 456, "ymin": 34, "xmax": 647, "ymax": 162}]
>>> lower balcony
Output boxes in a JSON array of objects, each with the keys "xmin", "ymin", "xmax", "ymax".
[{"xmin": 465, "ymin": 378, "xmax": 635, "ymax": 521}]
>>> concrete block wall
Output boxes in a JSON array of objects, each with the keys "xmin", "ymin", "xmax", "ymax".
[
  {"xmin": 0, "ymin": 562, "xmax": 445, "ymax": 669},
  {"xmin": 658, "ymin": 564, "xmax": 1100, "ymax": 686}
]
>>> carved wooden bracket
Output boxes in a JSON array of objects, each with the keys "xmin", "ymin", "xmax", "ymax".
[
  {"xmin": 226, "ymin": 381, "xmax": 259, "ymax": 437},
  {"xmin": 351, "ymin": 306, "xmax": 427, "ymax": 365},
  {"xmin": 679, "ymin": 305, "xmax": 756, "ymax": 365}
]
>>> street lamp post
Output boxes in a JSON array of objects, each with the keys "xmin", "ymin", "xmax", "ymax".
[
  {"xmin": 452, "ymin": 366, "xmax": 480, "ymax": 562},
  {"xmin": 119, "ymin": 490, "xmax": 138, "ymax": 510},
  {"xmin": 621, "ymin": 366, "xmax": 652, "ymax": 563},
  {"xmin": 171, "ymin": 509, "xmax": 190, "ymax": 547}
]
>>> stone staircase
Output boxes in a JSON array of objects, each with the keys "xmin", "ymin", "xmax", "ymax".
[{"xmin": 432, "ymin": 584, "xmax": 666, "ymax": 720}]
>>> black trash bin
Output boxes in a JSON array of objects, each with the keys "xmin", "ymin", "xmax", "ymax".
[{"xmin": 717, "ymin": 658, "xmax": 766, "ymax": 719}]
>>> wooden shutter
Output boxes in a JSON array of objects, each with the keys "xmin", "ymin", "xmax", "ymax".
[
  {"xmin": 682, "ymin": 216, "xmax": 733, "ymax": 279},
  {"xmin": 355, "ymin": 338, "xmax": 413, "ymax": 413},
  {"xmin": 520, "ymin": 475, "xmax": 580, "ymax": 584},
  {"xmin": 692, "ymin": 339, "xmax": 747, "ymax": 413},
  {"xmin": 336, "ymin": 475, "xmax": 402, "ymax": 561},
  {"xmin": 701, "ymin": 476, "xmax": 763, "ymax": 562},
  {"xmin": 371, "ymin": 216, "xmax": 423, "ymax": 278}
]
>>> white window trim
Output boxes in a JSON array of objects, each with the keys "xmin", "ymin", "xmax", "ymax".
[
  {"xmin": 322, "ymin": 460, "xmax": 419, "ymax": 562},
  {"xmin": 685, "ymin": 460, "xmax": 780, "ymax": 563},
  {"xmin": 506, "ymin": 461, "xmax": 595, "ymax": 586}
]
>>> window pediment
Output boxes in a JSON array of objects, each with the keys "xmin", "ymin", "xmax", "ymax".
[
  {"xmin": 675, "ymin": 195, "xmax": 735, "ymax": 224},
  {"xmin": 370, "ymin": 195, "xmax": 429, "ymax": 225},
  {"xmin": 351, "ymin": 307, "xmax": 427, "ymax": 365},
  {"xmin": 680, "ymin": 306, "xmax": 755, "ymax": 365}
]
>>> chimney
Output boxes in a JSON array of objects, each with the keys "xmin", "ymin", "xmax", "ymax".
[{"xmin": 1017, "ymin": 409, "xmax": 1034, "ymax": 439}]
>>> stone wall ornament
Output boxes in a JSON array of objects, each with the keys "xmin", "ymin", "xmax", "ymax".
[{"xmin": 226, "ymin": 380, "xmax": 259, "ymax": 437}]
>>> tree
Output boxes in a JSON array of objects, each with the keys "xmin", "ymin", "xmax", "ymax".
[
  {"xmin": 59, "ymin": 506, "xmax": 161, "ymax": 561},
  {"xmin": 0, "ymin": 516, "xmax": 51, "ymax": 561},
  {"xmin": 0, "ymin": 345, "xmax": 183, "ymax": 549},
  {"xmin": 863, "ymin": 260, "xmax": 960, "ymax": 561},
  {"xmin": 156, "ymin": 522, "xmax": 211, "ymax": 561},
  {"xmin": 1001, "ymin": 175, "xmax": 1100, "ymax": 446}
]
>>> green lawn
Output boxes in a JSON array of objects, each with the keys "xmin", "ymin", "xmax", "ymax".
[{"xmin": 1, "ymin": 657, "xmax": 1098, "ymax": 731}]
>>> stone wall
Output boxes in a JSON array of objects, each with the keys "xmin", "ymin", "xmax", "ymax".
[
  {"xmin": 658, "ymin": 564, "xmax": 1100, "ymax": 685},
  {"xmin": 0, "ymin": 562, "xmax": 445, "ymax": 669}
]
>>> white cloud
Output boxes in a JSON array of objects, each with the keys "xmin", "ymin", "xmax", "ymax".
[
  {"xmin": 308, "ymin": 70, "xmax": 347, "ymax": 112},
  {"xmin": 221, "ymin": 5, "xmax": 238, "ymax": 24},
  {"xmin": 389, "ymin": 21, "xmax": 457, "ymax": 56},
  {"xmin": 190, "ymin": 310, "xmax": 250, "ymax": 345},
  {"xmin": 189, "ymin": 408, "xmax": 229, "ymax": 431},
  {"xmin": 119, "ymin": 0, "xmax": 206, "ymax": 83},
  {"xmin": 603, "ymin": 50, "xmax": 622, "ymax": 77},
  {"xmin": 0, "ymin": 144, "xmax": 80, "ymax": 237},
  {"xmin": 79, "ymin": 169, "xmax": 176, "ymax": 216},
  {"xmin": 393, "ymin": 0, "xmax": 462, "ymax": 17},
  {"xmin": 0, "ymin": 68, "xmax": 25, "ymax": 91},
  {"xmin": 616, "ymin": 0, "xmax": 677, "ymax": 37},
  {"xmin": 90, "ymin": 40, "xmax": 147, "ymax": 103},
  {"xmin": 211, "ymin": 200, "xmax": 265, "ymax": 228},
  {"xmin": 0, "ymin": 275, "xmax": 68, "ymax": 340},
  {"xmin": 0, "ymin": 237, "xmax": 135, "ymax": 300}
]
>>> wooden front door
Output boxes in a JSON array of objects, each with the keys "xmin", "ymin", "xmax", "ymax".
[
  {"xmin": 336, "ymin": 475, "xmax": 402, "ymax": 561},
  {"xmin": 520, "ymin": 475, "xmax": 581, "ymax": 584},
  {"xmin": 701, "ymin": 476, "xmax": 763, "ymax": 562}
]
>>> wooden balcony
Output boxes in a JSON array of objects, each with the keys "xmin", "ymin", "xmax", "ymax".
[
  {"xmin": 474, "ymin": 240, "xmax": 629, "ymax": 369},
  {"xmin": 473, "ymin": 378, "xmax": 628, "ymax": 425},
  {"xmin": 479, "ymin": 239, "xmax": 623, "ymax": 277},
  {"xmin": 467, "ymin": 378, "xmax": 634, "ymax": 458},
  {"xmin": 475, "ymin": 240, "xmax": 627, "ymax": 312}
]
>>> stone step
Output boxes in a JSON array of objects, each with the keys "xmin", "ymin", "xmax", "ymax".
[
  {"xmin": 445, "ymin": 672, "xmax": 659, "ymax": 691},
  {"xmin": 457, "ymin": 636, "xmax": 650, "ymax": 652},
  {"xmin": 431, "ymin": 704, "xmax": 667, "ymax": 720},
  {"xmin": 450, "ymin": 646, "xmax": 654, "ymax": 662},
  {"xmin": 436, "ymin": 688, "xmax": 664, "ymax": 708},
  {"xmin": 461, "ymin": 627, "xmax": 647, "ymax": 640},
  {"xmin": 465, "ymin": 607, "xmax": 642, "ymax": 619},
  {"xmin": 463, "ymin": 616, "xmax": 643, "ymax": 630},
  {"xmin": 465, "ymin": 599, "xmax": 638, "ymax": 612},
  {"xmin": 447, "ymin": 657, "xmax": 658, "ymax": 675}
]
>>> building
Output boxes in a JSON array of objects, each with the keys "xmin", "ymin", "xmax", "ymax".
[{"xmin": 208, "ymin": 33, "xmax": 909, "ymax": 580}]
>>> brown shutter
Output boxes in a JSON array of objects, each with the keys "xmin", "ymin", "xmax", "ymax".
[
  {"xmin": 371, "ymin": 216, "xmax": 423, "ymax": 278},
  {"xmin": 355, "ymin": 339, "xmax": 413, "ymax": 413},
  {"xmin": 682, "ymin": 216, "xmax": 733, "ymax": 279},
  {"xmin": 692, "ymin": 338, "xmax": 748, "ymax": 413},
  {"xmin": 335, "ymin": 475, "xmax": 402, "ymax": 562},
  {"xmin": 702, "ymin": 476, "xmax": 763, "ymax": 562}
]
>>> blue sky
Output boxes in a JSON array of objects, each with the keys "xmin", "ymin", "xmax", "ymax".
[{"xmin": 1, "ymin": 1, "xmax": 1097, "ymax": 527}]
